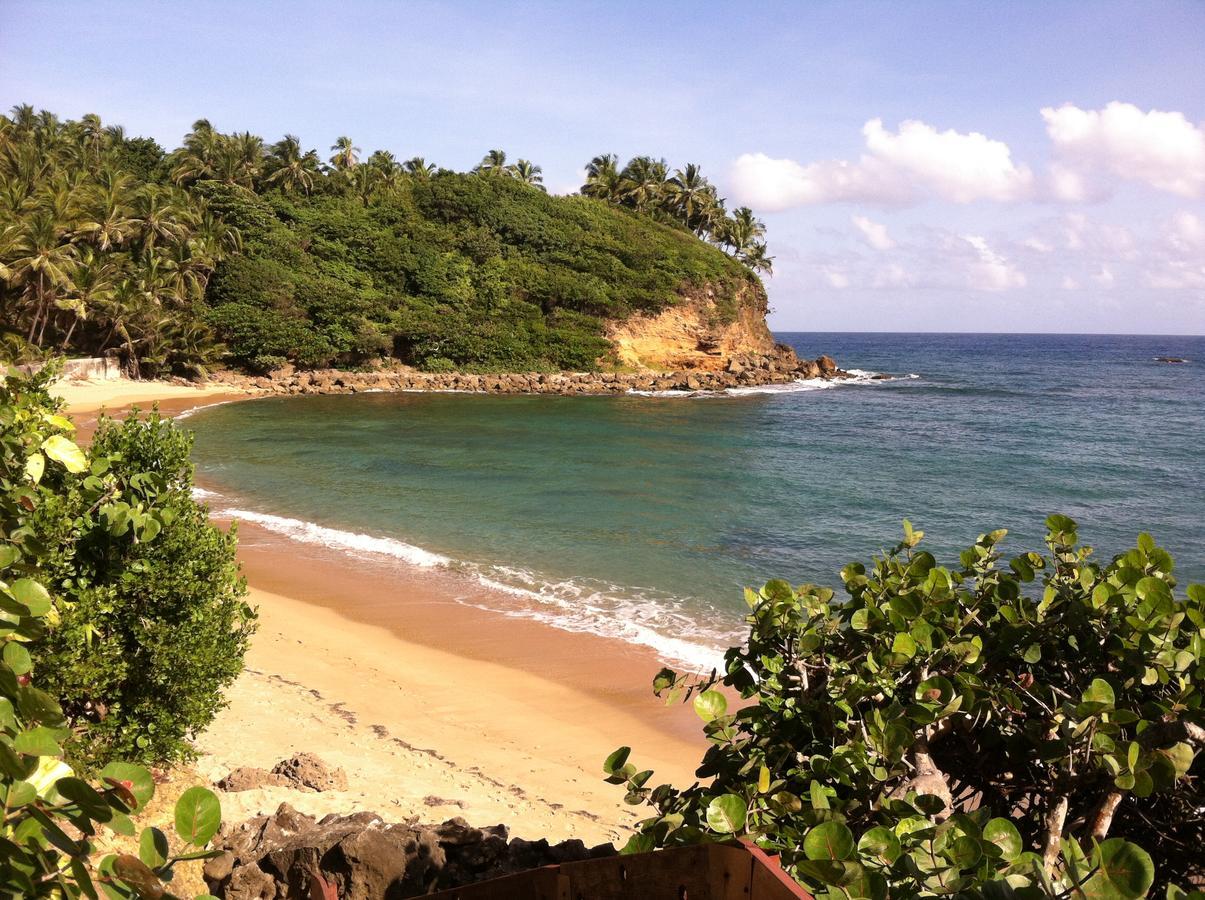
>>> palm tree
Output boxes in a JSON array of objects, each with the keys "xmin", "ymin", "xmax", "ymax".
[
  {"xmin": 75, "ymin": 169, "xmax": 136, "ymax": 250},
  {"xmin": 57, "ymin": 246, "xmax": 115, "ymax": 348},
  {"xmin": 265, "ymin": 135, "xmax": 321, "ymax": 194},
  {"xmin": 170, "ymin": 119, "xmax": 220, "ymax": 185},
  {"xmin": 77, "ymin": 113, "xmax": 105, "ymax": 164},
  {"xmin": 403, "ymin": 157, "xmax": 438, "ymax": 179},
  {"xmin": 130, "ymin": 186, "xmax": 188, "ymax": 251},
  {"xmin": 5, "ymin": 210, "xmax": 79, "ymax": 345},
  {"xmin": 474, "ymin": 149, "xmax": 508, "ymax": 176},
  {"xmin": 581, "ymin": 154, "xmax": 622, "ymax": 201},
  {"xmin": 667, "ymin": 164, "xmax": 720, "ymax": 234},
  {"xmin": 510, "ymin": 159, "xmax": 544, "ymax": 189},
  {"xmin": 741, "ymin": 242, "xmax": 774, "ymax": 274},
  {"xmin": 619, "ymin": 156, "xmax": 669, "ymax": 212},
  {"xmin": 329, "ymin": 136, "xmax": 360, "ymax": 171},
  {"xmin": 721, "ymin": 206, "xmax": 766, "ymax": 255}
]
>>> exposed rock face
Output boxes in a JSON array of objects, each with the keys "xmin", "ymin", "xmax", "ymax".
[
  {"xmin": 204, "ymin": 804, "xmax": 613, "ymax": 899},
  {"xmin": 605, "ymin": 279, "xmax": 776, "ymax": 371}
]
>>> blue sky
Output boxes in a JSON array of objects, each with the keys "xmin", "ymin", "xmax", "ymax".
[{"xmin": 3, "ymin": 0, "xmax": 1204, "ymax": 333}]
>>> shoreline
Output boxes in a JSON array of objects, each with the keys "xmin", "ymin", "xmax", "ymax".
[{"xmin": 58, "ymin": 377, "xmax": 711, "ymax": 845}]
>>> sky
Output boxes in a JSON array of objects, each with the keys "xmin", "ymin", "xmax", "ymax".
[{"xmin": 3, "ymin": 0, "xmax": 1204, "ymax": 334}]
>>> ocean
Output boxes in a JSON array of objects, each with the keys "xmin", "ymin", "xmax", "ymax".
[{"xmin": 187, "ymin": 332, "xmax": 1205, "ymax": 669}]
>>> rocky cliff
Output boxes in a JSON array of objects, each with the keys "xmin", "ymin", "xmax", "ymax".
[{"xmin": 605, "ymin": 279, "xmax": 777, "ymax": 371}]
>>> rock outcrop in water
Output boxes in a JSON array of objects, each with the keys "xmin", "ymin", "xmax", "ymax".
[
  {"xmin": 214, "ymin": 349, "xmax": 854, "ymax": 397},
  {"xmin": 203, "ymin": 802, "xmax": 614, "ymax": 899}
]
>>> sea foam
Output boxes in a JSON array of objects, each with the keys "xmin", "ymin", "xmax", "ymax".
[{"xmin": 209, "ymin": 504, "xmax": 733, "ymax": 672}]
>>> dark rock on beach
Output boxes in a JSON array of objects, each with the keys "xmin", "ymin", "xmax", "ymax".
[{"xmin": 204, "ymin": 803, "xmax": 614, "ymax": 899}]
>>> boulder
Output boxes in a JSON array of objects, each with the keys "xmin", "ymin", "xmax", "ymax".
[
  {"xmin": 217, "ymin": 767, "xmax": 292, "ymax": 792},
  {"xmin": 816, "ymin": 355, "xmax": 838, "ymax": 375},
  {"xmin": 270, "ymin": 752, "xmax": 348, "ymax": 792}
]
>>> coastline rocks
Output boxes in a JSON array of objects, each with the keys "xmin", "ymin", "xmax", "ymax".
[
  {"xmin": 1154, "ymin": 356, "xmax": 1188, "ymax": 363},
  {"xmin": 214, "ymin": 352, "xmax": 851, "ymax": 399},
  {"xmin": 204, "ymin": 804, "xmax": 614, "ymax": 899}
]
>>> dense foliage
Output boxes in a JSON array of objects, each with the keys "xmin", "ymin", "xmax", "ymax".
[
  {"xmin": 608, "ymin": 519, "xmax": 1204, "ymax": 898},
  {"xmin": 0, "ymin": 367, "xmax": 254, "ymax": 767},
  {"xmin": 1, "ymin": 365, "xmax": 225, "ymax": 897},
  {"xmin": 33, "ymin": 408, "xmax": 255, "ymax": 767},
  {"xmin": 1, "ymin": 107, "xmax": 767, "ymax": 375}
]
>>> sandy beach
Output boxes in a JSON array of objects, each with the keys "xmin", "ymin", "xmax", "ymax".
[{"xmin": 56, "ymin": 375, "xmax": 709, "ymax": 847}]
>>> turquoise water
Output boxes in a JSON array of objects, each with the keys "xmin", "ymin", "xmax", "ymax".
[{"xmin": 188, "ymin": 333, "xmax": 1205, "ymax": 667}]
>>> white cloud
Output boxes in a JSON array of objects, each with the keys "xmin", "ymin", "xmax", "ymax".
[
  {"xmin": 1093, "ymin": 267, "xmax": 1116, "ymax": 288},
  {"xmin": 824, "ymin": 270, "xmax": 851, "ymax": 289},
  {"xmin": 731, "ymin": 117, "xmax": 1034, "ymax": 209},
  {"xmin": 851, "ymin": 215, "xmax": 896, "ymax": 250},
  {"xmin": 1061, "ymin": 276, "xmax": 1080, "ymax": 290},
  {"xmin": 1042, "ymin": 102, "xmax": 1205, "ymax": 198},
  {"xmin": 1021, "ymin": 237, "xmax": 1053, "ymax": 253},
  {"xmin": 962, "ymin": 234, "xmax": 1027, "ymax": 291}
]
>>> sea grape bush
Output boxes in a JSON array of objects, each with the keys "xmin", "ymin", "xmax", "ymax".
[
  {"xmin": 16, "ymin": 372, "xmax": 255, "ymax": 767},
  {"xmin": 607, "ymin": 519, "xmax": 1204, "ymax": 898},
  {"xmin": 1, "ymin": 364, "xmax": 224, "ymax": 896}
]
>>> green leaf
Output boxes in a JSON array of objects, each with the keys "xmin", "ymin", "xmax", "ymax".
[
  {"xmin": 983, "ymin": 818, "xmax": 1023, "ymax": 861},
  {"xmin": 804, "ymin": 821, "xmax": 856, "ymax": 861},
  {"xmin": 603, "ymin": 746, "xmax": 630, "ymax": 776},
  {"xmin": 891, "ymin": 633, "xmax": 917, "ymax": 659},
  {"xmin": 705, "ymin": 794, "xmax": 747, "ymax": 834},
  {"xmin": 1159, "ymin": 742, "xmax": 1195, "ymax": 780},
  {"xmin": 139, "ymin": 827, "xmax": 170, "ymax": 869},
  {"xmin": 13, "ymin": 726, "xmax": 62, "ymax": 757},
  {"xmin": 1083, "ymin": 678, "xmax": 1116, "ymax": 708},
  {"xmin": 41, "ymin": 434, "xmax": 88, "ymax": 473},
  {"xmin": 1081, "ymin": 839, "xmax": 1154, "ymax": 900},
  {"xmin": 3, "ymin": 641, "xmax": 31, "ymax": 676},
  {"xmin": 100, "ymin": 762, "xmax": 155, "ymax": 810},
  {"xmin": 24, "ymin": 452, "xmax": 44, "ymax": 484},
  {"xmin": 174, "ymin": 786, "xmax": 221, "ymax": 846},
  {"xmin": 0, "ymin": 546, "xmax": 18, "ymax": 569},
  {"xmin": 858, "ymin": 826, "xmax": 901, "ymax": 866},
  {"xmin": 693, "ymin": 689, "xmax": 728, "ymax": 722},
  {"xmin": 9, "ymin": 578, "xmax": 51, "ymax": 617}
]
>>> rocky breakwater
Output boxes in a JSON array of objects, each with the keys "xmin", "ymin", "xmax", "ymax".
[
  {"xmin": 217, "ymin": 349, "xmax": 852, "ymax": 398},
  {"xmin": 203, "ymin": 803, "xmax": 615, "ymax": 899}
]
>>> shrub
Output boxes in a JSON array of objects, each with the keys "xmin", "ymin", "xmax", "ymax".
[
  {"xmin": 608, "ymin": 519, "xmax": 1203, "ymax": 898},
  {"xmin": 1, "ymin": 364, "xmax": 224, "ymax": 897},
  {"xmin": 16, "ymin": 381, "xmax": 255, "ymax": 768}
]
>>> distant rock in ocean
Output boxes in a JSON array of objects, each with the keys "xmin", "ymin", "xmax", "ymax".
[{"xmin": 1154, "ymin": 356, "xmax": 1189, "ymax": 363}]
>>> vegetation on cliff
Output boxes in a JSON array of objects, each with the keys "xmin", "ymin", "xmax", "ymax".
[
  {"xmin": 0, "ymin": 366, "xmax": 227, "ymax": 897},
  {"xmin": 608, "ymin": 519, "xmax": 1204, "ymax": 897},
  {"xmin": 0, "ymin": 106, "xmax": 770, "ymax": 375}
]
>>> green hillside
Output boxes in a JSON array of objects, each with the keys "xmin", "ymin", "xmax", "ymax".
[{"xmin": 0, "ymin": 109, "xmax": 770, "ymax": 374}]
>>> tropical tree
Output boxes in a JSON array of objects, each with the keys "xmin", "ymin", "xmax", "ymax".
[
  {"xmin": 581, "ymin": 153, "xmax": 622, "ymax": 201},
  {"xmin": 329, "ymin": 135, "xmax": 360, "ymax": 171},
  {"xmin": 510, "ymin": 159, "xmax": 545, "ymax": 189},
  {"xmin": 475, "ymin": 148, "xmax": 508, "ymax": 176},
  {"xmin": 403, "ymin": 156, "xmax": 438, "ymax": 179},
  {"xmin": 264, "ymin": 134, "xmax": 321, "ymax": 194}
]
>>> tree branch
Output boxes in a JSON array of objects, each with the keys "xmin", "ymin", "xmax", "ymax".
[
  {"xmin": 1090, "ymin": 790, "xmax": 1123, "ymax": 840},
  {"xmin": 1043, "ymin": 795, "xmax": 1069, "ymax": 876}
]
